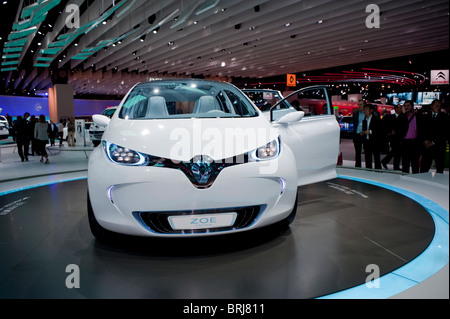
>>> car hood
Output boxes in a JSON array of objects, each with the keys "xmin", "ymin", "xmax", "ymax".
[{"xmin": 102, "ymin": 116, "xmax": 278, "ymax": 162}]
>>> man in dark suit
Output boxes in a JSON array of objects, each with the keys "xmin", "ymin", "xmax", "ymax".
[
  {"xmin": 352, "ymin": 100, "xmax": 366, "ymax": 167},
  {"xmin": 381, "ymin": 104, "xmax": 403, "ymax": 170},
  {"xmin": 360, "ymin": 104, "xmax": 382, "ymax": 169},
  {"xmin": 420, "ymin": 100, "xmax": 449, "ymax": 173},
  {"xmin": 398, "ymin": 100, "xmax": 422, "ymax": 174}
]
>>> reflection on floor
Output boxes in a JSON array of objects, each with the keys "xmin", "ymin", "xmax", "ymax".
[{"xmin": 0, "ymin": 138, "xmax": 448, "ymax": 299}]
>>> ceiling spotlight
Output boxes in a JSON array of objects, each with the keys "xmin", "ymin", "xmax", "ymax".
[
  {"xmin": 254, "ymin": 5, "xmax": 260, "ymax": 12},
  {"xmin": 317, "ymin": 20, "xmax": 323, "ymax": 24},
  {"xmin": 140, "ymin": 35, "xmax": 145, "ymax": 42},
  {"xmin": 168, "ymin": 41, "xmax": 174, "ymax": 46}
]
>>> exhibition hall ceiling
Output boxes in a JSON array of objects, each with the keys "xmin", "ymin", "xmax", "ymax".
[{"xmin": 0, "ymin": 0, "xmax": 448, "ymax": 97}]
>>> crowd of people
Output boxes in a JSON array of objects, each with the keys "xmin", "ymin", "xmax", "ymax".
[
  {"xmin": 352, "ymin": 99, "xmax": 449, "ymax": 174},
  {"xmin": 7, "ymin": 113, "xmax": 77, "ymax": 164}
]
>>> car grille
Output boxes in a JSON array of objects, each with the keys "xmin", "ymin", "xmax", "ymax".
[{"xmin": 133, "ymin": 205, "xmax": 264, "ymax": 234}]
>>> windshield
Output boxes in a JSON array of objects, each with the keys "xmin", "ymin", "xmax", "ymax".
[{"xmin": 119, "ymin": 80, "xmax": 258, "ymax": 119}]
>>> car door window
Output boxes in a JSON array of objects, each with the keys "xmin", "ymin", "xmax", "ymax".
[
  {"xmin": 281, "ymin": 87, "xmax": 331, "ymax": 117},
  {"xmin": 269, "ymin": 86, "xmax": 333, "ymax": 122}
]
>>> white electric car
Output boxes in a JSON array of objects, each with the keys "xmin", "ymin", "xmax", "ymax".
[
  {"xmin": 0, "ymin": 115, "xmax": 10, "ymax": 140},
  {"xmin": 87, "ymin": 79, "xmax": 339, "ymax": 240}
]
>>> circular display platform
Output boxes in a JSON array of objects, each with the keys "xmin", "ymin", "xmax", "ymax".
[{"xmin": 0, "ymin": 178, "xmax": 435, "ymax": 298}]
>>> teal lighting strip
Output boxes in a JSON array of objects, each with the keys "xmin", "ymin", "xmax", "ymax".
[
  {"xmin": 20, "ymin": 3, "xmax": 39, "ymax": 20},
  {"xmin": 1, "ymin": 0, "xmax": 61, "ymax": 72},
  {"xmin": 38, "ymin": 0, "xmax": 131, "ymax": 66},
  {"xmin": 2, "ymin": 54, "xmax": 21, "ymax": 59},
  {"xmin": 36, "ymin": 56, "xmax": 54, "ymax": 61},
  {"xmin": 0, "ymin": 176, "xmax": 88, "ymax": 197},
  {"xmin": 39, "ymin": 48, "xmax": 62, "ymax": 55},
  {"xmin": 8, "ymin": 27, "xmax": 37, "ymax": 40},
  {"xmin": 70, "ymin": 27, "xmax": 141, "ymax": 61},
  {"xmin": 4, "ymin": 38, "xmax": 28, "ymax": 47},
  {"xmin": 34, "ymin": 63, "xmax": 51, "ymax": 67},
  {"xmin": 3, "ymin": 47, "xmax": 23, "ymax": 53},
  {"xmin": 0, "ymin": 67, "xmax": 17, "ymax": 72},
  {"xmin": 1, "ymin": 61, "xmax": 19, "ymax": 66}
]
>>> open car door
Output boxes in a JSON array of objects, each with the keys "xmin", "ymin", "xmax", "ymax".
[{"xmin": 269, "ymin": 86, "xmax": 340, "ymax": 186}]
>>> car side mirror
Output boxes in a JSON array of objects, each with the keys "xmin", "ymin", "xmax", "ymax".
[
  {"xmin": 92, "ymin": 114, "xmax": 111, "ymax": 127},
  {"xmin": 276, "ymin": 111, "xmax": 305, "ymax": 124}
]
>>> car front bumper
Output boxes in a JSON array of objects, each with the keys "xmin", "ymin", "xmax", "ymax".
[{"xmin": 87, "ymin": 145, "xmax": 297, "ymax": 237}]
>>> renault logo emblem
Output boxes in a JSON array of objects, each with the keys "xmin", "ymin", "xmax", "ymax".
[{"xmin": 190, "ymin": 155, "xmax": 214, "ymax": 184}]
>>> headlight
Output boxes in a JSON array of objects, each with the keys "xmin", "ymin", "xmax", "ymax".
[
  {"xmin": 249, "ymin": 137, "xmax": 280, "ymax": 161},
  {"xmin": 102, "ymin": 141, "xmax": 149, "ymax": 166}
]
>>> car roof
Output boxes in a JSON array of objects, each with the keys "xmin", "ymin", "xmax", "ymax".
[{"xmin": 134, "ymin": 78, "xmax": 231, "ymax": 86}]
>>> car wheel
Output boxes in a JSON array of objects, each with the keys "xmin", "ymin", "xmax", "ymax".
[{"xmin": 87, "ymin": 190, "xmax": 116, "ymax": 242}]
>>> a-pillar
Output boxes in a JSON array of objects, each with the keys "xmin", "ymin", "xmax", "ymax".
[{"xmin": 48, "ymin": 84, "xmax": 74, "ymax": 123}]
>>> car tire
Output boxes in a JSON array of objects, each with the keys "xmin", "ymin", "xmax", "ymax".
[
  {"xmin": 92, "ymin": 140, "xmax": 101, "ymax": 147},
  {"xmin": 87, "ymin": 190, "xmax": 116, "ymax": 242}
]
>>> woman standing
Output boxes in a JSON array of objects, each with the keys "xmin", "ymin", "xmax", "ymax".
[
  {"xmin": 67, "ymin": 117, "xmax": 76, "ymax": 147},
  {"xmin": 34, "ymin": 114, "xmax": 50, "ymax": 164}
]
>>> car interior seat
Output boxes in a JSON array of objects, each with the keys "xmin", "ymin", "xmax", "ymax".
[
  {"xmin": 146, "ymin": 96, "xmax": 169, "ymax": 118},
  {"xmin": 193, "ymin": 95, "xmax": 221, "ymax": 114}
]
